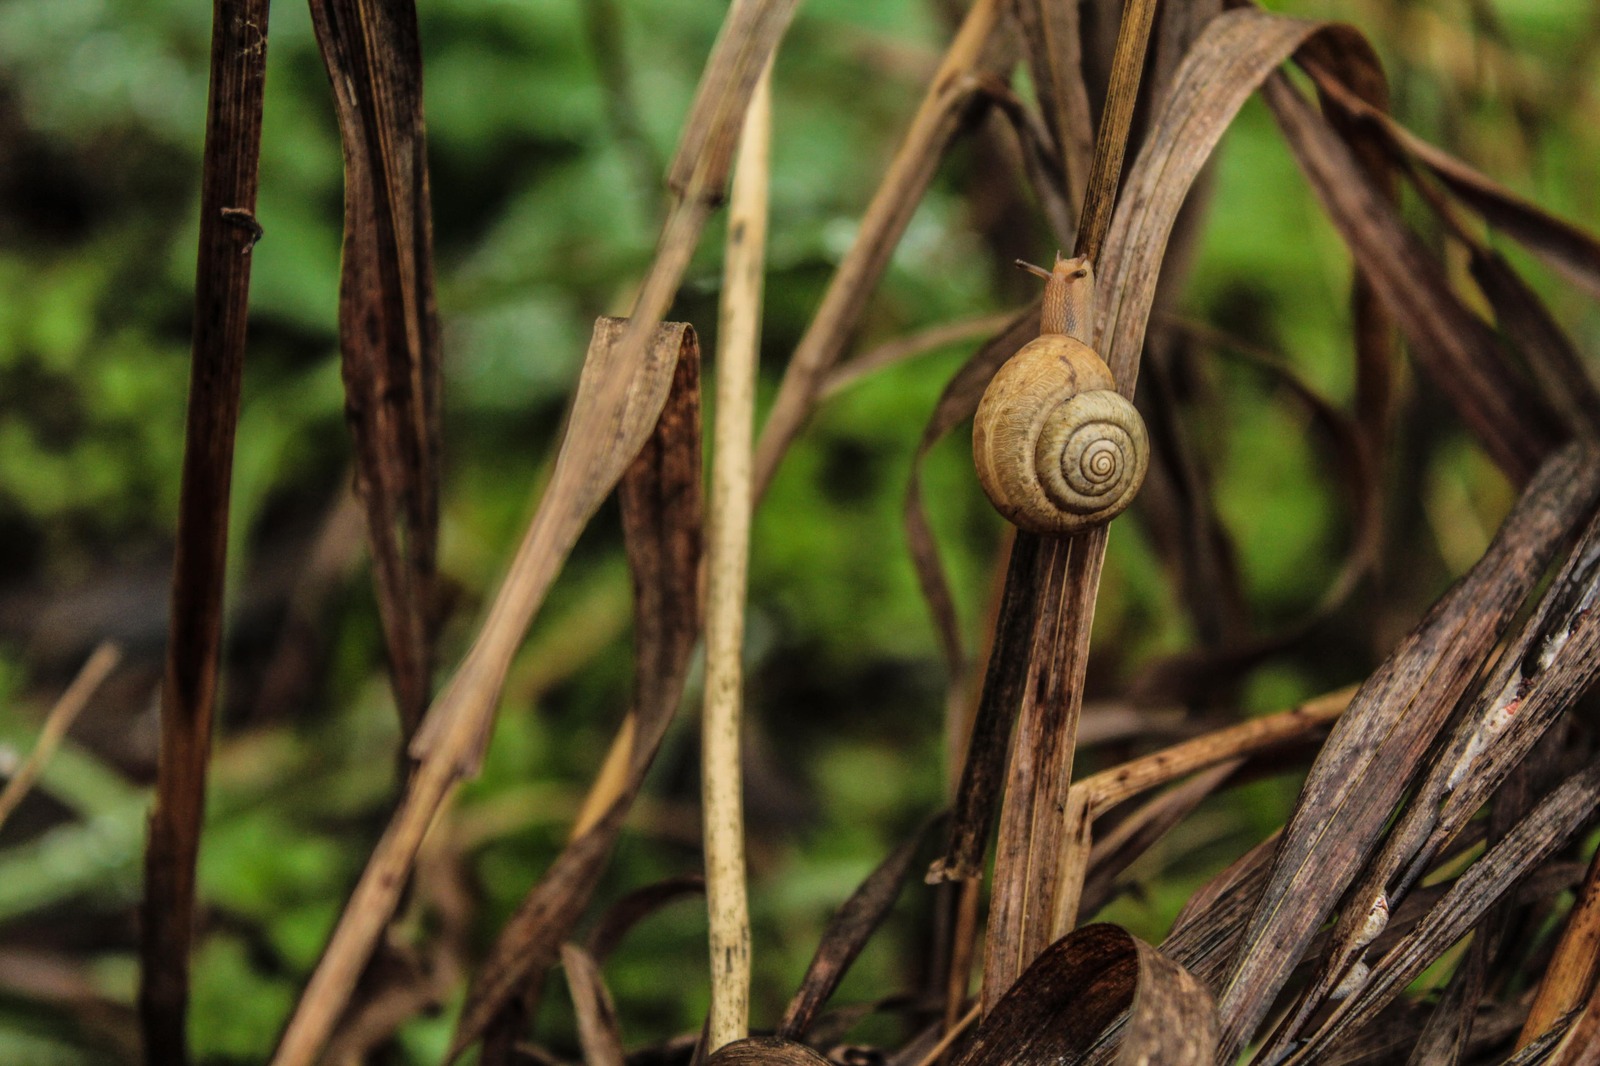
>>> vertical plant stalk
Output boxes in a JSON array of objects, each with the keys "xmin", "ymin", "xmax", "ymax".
[
  {"xmin": 703, "ymin": 65, "xmax": 771, "ymax": 1054},
  {"xmin": 142, "ymin": 4, "xmax": 273, "ymax": 1056},
  {"xmin": 975, "ymin": 0, "xmax": 1160, "ymax": 1012},
  {"xmin": 140, "ymin": 3, "xmax": 270, "ymax": 1062}
]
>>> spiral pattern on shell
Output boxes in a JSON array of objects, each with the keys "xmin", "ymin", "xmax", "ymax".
[{"xmin": 973, "ymin": 335, "xmax": 1148, "ymax": 536}]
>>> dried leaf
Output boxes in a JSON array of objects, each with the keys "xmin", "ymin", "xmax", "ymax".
[
  {"xmin": 1298, "ymin": 63, "xmax": 1600, "ymax": 302},
  {"xmin": 1286, "ymin": 763, "xmax": 1600, "ymax": 1063},
  {"xmin": 1014, "ymin": 0, "xmax": 1093, "ymax": 216},
  {"xmin": 1468, "ymin": 246, "xmax": 1600, "ymax": 439},
  {"xmin": 308, "ymin": 0, "xmax": 443, "ymax": 737},
  {"xmin": 0, "ymin": 643, "xmax": 120, "ymax": 831},
  {"xmin": 907, "ymin": 309, "xmax": 1038, "ymax": 719},
  {"xmin": 587, "ymin": 876, "xmax": 707, "ymax": 965},
  {"xmin": 452, "ymin": 328, "xmax": 704, "ymax": 1059},
  {"xmin": 1274, "ymin": 484, "xmax": 1600, "ymax": 1055},
  {"xmin": 1213, "ymin": 444, "xmax": 1600, "ymax": 1058},
  {"xmin": 270, "ymin": 319, "xmax": 697, "ymax": 1066},
  {"xmin": 951, "ymin": 925, "xmax": 1215, "ymax": 1065},
  {"xmin": 1265, "ymin": 69, "xmax": 1562, "ymax": 482},
  {"xmin": 753, "ymin": 0, "xmax": 1013, "ymax": 498}
]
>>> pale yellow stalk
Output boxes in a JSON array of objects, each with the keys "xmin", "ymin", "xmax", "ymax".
[{"xmin": 703, "ymin": 65, "xmax": 770, "ymax": 1052}]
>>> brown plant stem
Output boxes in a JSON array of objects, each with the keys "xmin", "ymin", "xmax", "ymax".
[
  {"xmin": 140, "ymin": 3, "xmax": 270, "ymax": 1061},
  {"xmin": 976, "ymin": 0, "xmax": 1161, "ymax": 1012}
]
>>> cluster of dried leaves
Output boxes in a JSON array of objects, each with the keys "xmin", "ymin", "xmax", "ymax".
[{"xmin": 9, "ymin": 0, "xmax": 1600, "ymax": 1062}]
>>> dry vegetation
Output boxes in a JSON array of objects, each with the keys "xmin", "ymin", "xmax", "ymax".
[{"xmin": 5, "ymin": 0, "xmax": 1600, "ymax": 1063}]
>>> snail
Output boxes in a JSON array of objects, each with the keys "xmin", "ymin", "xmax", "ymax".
[{"xmin": 972, "ymin": 254, "xmax": 1149, "ymax": 536}]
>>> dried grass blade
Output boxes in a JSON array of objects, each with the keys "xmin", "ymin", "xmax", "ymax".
[
  {"xmin": 666, "ymin": 0, "xmax": 798, "ymax": 206},
  {"xmin": 1131, "ymin": 327, "xmax": 1381, "ymax": 701},
  {"xmin": 1551, "ymin": 989, "xmax": 1600, "ymax": 1065},
  {"xmin": 1014, "ymin": 0, "xmax": 1093, "ymax": 215},
  {"xmin": 1164, "ymin": 833, "xmax": 1279, "ymax": 993},
  {"xmin": 140, "ymin": 3, "xmax": 271, "ymax": 1060},
  {"xmin": 1285, "ymin": 764, "xmax": 1600, "ymax": 1064},
  {"xmin": 1273, "ymin": 483, "xmax": 1600, "ymax": 1055},
  {"xmin": 1075, "ymin": 761, "xmax": 1241, "ymax": 923},
  {"xmin": 1298, "ymin": 65, "xmax": 1600, "ymax": 302},
  {"xmin": 984, "ymin": 22, "xmax": 1384, "ymax": 948},
  {"xmin": 451, "ymin": 326, "xmax": 704, "ymax": 1060},
  {"xmin": 703, "ymin": 64, "xmax": 771, "ymax": 1053},
  {"xmin": 979, "ymin": 0, "xmax": 1223, "ymax": 1003},
  {"xmin": 562, "ymin": 943, "xmax": 626, "ymax": 1066},
  {"xmin": 307, "ymin": 0, "xmax": 442, "ymax": 736},
  {"xmin": 1400, "ymin": 739, "xmax": 1555, "ymax": 1065},
  {"xmin": 752, "ymin": 0, "xmax": 1011, "ymax": 498},
  {"xmin": 587, "ymin": 875, "xmax": 706, "ymax": 964},
  {"xmin": 778, "ymin": 819, "xmax": 938, "ymax": 1040},
  {"xmin": 1263, "ymin": 71, "xmax": 1561, "ymax": 483},
  {"xmin": 1070, "ymin": 0, "xmax": 1159, "ymax": 264},
  {"xmin": 907, "ymin": 309, "xmax": 1038, "ymax": 722},
  {"xmin": 1095, "ymin": 10, "xmax": 1342, "ymax": 385},
  {"xmin": 982, "ymin": 530, "xmax": 1105, "ymax": 1008},
  {"xmin": 1079, "ymin": 686, "xmax": 1354, "ymax": 819},
  {"xmin": 0, "ymin": 643, "xmax": 121, "ymax": 831},
  {"xmin": 565, "ymin": 0, "xmax": 794, "ymax": 619},
  {"xmin": 819, "ymin": 313, "xmax": 1015, "ymax": 400},
  {"xmin": 952, "ymin": 924, "xmax": 1215, "ymax": 1065},
  {"xmin": 1211, "ymin": 443, "xmax": 1600, "ymax": 1059},
  {"xmin": 270, "ymin": 319, "xmax": 697, "ymax": 1066},
  {"xmin": 1468, "ymin": 247, "xmax": 1600, "ymax": 439}
]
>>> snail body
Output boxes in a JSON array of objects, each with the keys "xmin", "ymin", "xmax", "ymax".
[{"xmin": 973, "ymin": 256, "xmax": 1148, "ymax": 536}]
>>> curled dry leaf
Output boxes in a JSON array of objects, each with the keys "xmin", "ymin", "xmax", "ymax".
[
  {"xmin": 309, "ymin": 0, "xmax": 443, "ymax": 738},
  {"xmin": 951, "ymin": 924, "xmax": 1215, "ymax": 1066},
  {"xmin": 705, "ymin": 1037, "xmax": 833, "ymax": 1066}
]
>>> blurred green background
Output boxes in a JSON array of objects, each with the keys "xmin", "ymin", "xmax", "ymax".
[{"xmin": 0, "ymin": 0, "xmax": 1596, "ymax": 1061}]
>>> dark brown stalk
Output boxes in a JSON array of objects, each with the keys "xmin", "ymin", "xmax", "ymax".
[
  {"xmin": 307, "ymin": 0, "xmax": 443, "ymax": 738},
  {"xmin": 140, "ymin": 3, "xmax": 270, "ymax": 1061}
]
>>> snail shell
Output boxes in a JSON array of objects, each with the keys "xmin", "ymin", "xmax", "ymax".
[{"xmin": 973, "ymin": 333, "xmax": 1149, "ymax": 536}]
